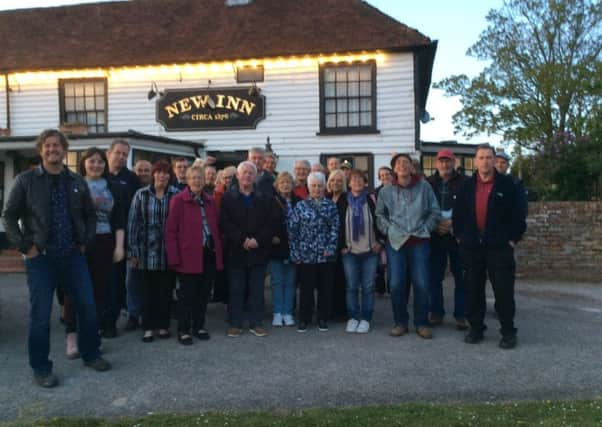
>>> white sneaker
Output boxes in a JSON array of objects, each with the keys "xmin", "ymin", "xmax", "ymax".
[
  {"xmin": 65, "ymin": 332, "xmax": 80, "ymax": 359},
  {"xmin": 283, "ymin": 314, "xmax": 296, "ymax": 326},
  {"xmin": 272, "ymin": 313, "xmax": 283, "ymax": 327},
  {"xmin": 345, "ymin": 318, "xmax": 359, "ymax": 333},
  {"xmin": 356, "ymin": 320, "xmax": 370, "ymax": 334}
]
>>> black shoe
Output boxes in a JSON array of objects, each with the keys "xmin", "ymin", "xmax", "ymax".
[
  {"xmin": 124, "ymin": 317, "xmax": 139, "ymax": 332},
  {"xmin": 318, "ymin": 320, "xmax": 329, "ymax": 332},
  {"xmin": 84, "ymin": 357, "xmax": 111, "ymax": 372},
  {"xmin": 34, "ymin": 372, "xmax": 59, "ymax": 388},
  {"xmin": 464, "ymin": 330, "xmax": 484, "ymax": 344},
  {"xmin": 297, "ymin": 321, "xmax": 308, "ymax": 333},
  {"xmin": 194, "ymin": 329, "xmax": 210, "ymax": 340},
  {"xmin": 499, "ymin": 335, "xmax": 517, "ymax": 349},
  {"xmin": 178, "ymin": 334, "xmax": 193, "ymax": 345},
  {"xmin": 142, "ymin": 334, "xmax": 153, "ymax": 343},
  {"xmin": 101, "ymin": 325, "xmax": 117, "ymax": 339},
  {"xmin": 158, "ymin": 331, "xmax": 171, "ymax": 340}
]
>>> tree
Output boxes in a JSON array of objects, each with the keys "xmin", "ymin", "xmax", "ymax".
[{"xmin": 436, "ymin": 0, "xmax": 601, "ymax": 153}]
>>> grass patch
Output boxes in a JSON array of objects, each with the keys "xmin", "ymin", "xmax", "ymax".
[{"xmin": 4, "ymin": 400, "xmax": 602, "ymax": 427}]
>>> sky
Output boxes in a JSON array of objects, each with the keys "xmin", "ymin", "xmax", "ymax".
[{"xmin": 0, "ymin": 0, "xmax": 504, "ymax": 144}]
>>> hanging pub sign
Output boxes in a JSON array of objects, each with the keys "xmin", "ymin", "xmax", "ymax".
[{"xmin": 156, "ymin": 86, "xmax": 266, "ymax": 131}]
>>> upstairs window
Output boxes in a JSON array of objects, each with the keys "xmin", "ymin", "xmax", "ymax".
[
  {"xmin": 319, "ymin": 61, "xmax": 377, "ymax": 134},
  {"xmin": 59, "ymin": 78, "xmax": 107, "ymax": 133}
]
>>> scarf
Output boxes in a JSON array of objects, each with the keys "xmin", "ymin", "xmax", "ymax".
[{"xmin": 347, "ymin": 190, "xmax": 367, "ymax": 242}]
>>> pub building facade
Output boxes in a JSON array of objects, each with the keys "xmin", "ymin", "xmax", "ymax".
[{"xmin": 0, "ymin": 0, "xmax": 437, "ymax": 225}]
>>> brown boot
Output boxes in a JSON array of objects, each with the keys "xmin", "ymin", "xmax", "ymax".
[{"xmin": 416, "ymin": 327, "xmax": 433, "ymax": 339}]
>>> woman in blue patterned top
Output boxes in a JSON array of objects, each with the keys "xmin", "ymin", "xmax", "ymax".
[
  {"xmin": 288, "ymin": 171, "xmax": 339, "ymax": 332},
  {"xmin": 128, "ymin": 160, "xmax": 180, "ymax": 342}
]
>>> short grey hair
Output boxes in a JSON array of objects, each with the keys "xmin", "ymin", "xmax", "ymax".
[
  {"xmin": 307, "ymin": 171, "xmax": 326, "ymax": 186},
  {"xmin": 248, "ymin": 147, "xmax": 265, "ymax": 157},
  {"xmin": 237, "ymin": 160, "xmax": 258, "ymax": 176},
  {"xmin": 294, "ymin": 159, "xmax": 311, "ymax": 169}
]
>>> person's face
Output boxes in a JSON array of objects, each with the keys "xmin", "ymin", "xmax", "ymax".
[
  {"xmin": 153, "ymin": 170, "xmax": 170, "ymax": 188},
  {"xmin": 475, "ymin": 149, "xmax": 495, "ymax": 176},
  {"xmin": 277, "ymin": 178, "xmax": 293, "ymax": 195},
  {"xmin": 107, "ymin": 143, "xmax": 129, "ymax": 171},
  {"xmin": 263, "ymin": 156, "xmax": 276, "ymax": 174},
  {"xmin": 349, "ymin": 174, "xmax": 365, "ymax": 195},
  {"xmin": 205, "ymin": 168, "xmax": 217, "ymax": 185},
  {"xmin": 378, "ymin": 169, "xmax": 392, "ymax": 185},
  {"xmin": 174, "ymin": 161, "xmax": 188, "ymax": 181},
  {"xmin": 294, "ymin": 165, "xmax": 310, "ymax": 182},
  {"xmin": 248, "ymin": 151, "xmax": 264, "ymax": 170},
  {"xmin": 40, "ymin": 136, "xmax": 66, "ymax": 166},
  {"xmin": 135, "ymin": 162, "xmax": 152, "ymax": 185},
  {"xmin": 394, "ymin": 156, "xmax": 412, "ymax": 178},
  {"xmin": 223, "ymin": 172, "xmax": 234, "ymax": 187},
  {"xmin": 308, "ymin": 179, "xmax": 325, "ymax": 199},
  {"xmin": 84, "ymin": 153, "xmax": 106, "ymax": 179},
  {"xmin": 343, "ymin": 168, "xmax": 351, "ymax": 181},
  {"xmin": 329, "ymin": 174, "xmax": 344, "ymax": 194},
  {"xmin": 495, "ymin": 158, "xmax": 509, "ymax": 174},
  {"xmin": 238, "ymin": 165, "xmax": 257, "ymax": 188},
  {"xmin": 188, "ymin": 170, "xmax": 204, "ymax": 193},
  {"xmin": 327, "ymin": 158, "xmax": 340, "ymax": 172},
  {"xmin": 436, "ymin": 157, "xmax": 455, "ymax": 178}
]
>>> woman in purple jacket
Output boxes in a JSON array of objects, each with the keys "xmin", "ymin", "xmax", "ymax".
[{"xmin": 165, "ymin": 166, "xmax": 224, "ymax": 345}]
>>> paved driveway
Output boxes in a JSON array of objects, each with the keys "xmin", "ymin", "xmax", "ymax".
[{"xmin": 1, "ymin": 273, "xmax": 601, "ymax": 423}]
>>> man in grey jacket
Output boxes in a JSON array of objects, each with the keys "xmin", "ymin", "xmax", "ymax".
[
  {"xmin": 3, "ymin": 129, "xmax": 110, "ymax": 387},
  {"xmin": 376, "ymin": 153, "xmax": 440, "ymax": 339}
]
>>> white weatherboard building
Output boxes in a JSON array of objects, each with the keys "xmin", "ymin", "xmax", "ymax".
[{"xmin": 0, "ymin": 0, "xmax": 436, "ymax": 227}]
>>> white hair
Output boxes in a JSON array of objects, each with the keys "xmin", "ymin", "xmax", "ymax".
[
  {"xmin": 237, "ymin": 160, "xmax": 258, "ymax": 176},
  {"xmin": 307, "ymin": 171, "xmax": 326, "ymax": 186},
  {"xmin": 294, "ymin": 159, "xmax": 311, "ymax": 169}
]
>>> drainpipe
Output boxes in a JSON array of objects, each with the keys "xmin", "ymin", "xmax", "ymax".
[{"xmin": 3, "ymin": 74, "xmax": 10, "ymax": 131}]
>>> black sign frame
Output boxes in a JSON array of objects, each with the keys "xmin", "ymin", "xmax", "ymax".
[{"xmin": 156, "ymin": 86, "xmax": 266, "ymax": 131}]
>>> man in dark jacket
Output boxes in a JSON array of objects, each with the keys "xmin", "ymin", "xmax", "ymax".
[
  {"xmin": 3, "ymin": 129, "xmax": 110, "ymax": 387},
  {"xmin": 427, "ymin": 149, "xmax": 468, "ymax": 330},
  {"xmin": 453, "ymin": 144, "xmax": 527, "ymax": 349}
]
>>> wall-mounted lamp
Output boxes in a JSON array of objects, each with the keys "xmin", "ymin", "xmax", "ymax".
[
  {"xmin": 147, "ymin": 82, "xmax": 164, "ymax": 100},
  {"xmin": 248, "ymin": 82, "xmax": 261, "ymax": 97}
]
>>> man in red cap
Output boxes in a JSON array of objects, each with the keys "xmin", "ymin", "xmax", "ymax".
[{"xmin": 426, "ymin": 149, "xmax": 468, "ymax": 330}]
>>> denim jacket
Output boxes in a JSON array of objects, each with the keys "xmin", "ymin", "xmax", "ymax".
[{"xmin": 288, "ymin": 197, "xmax": 339, "ymax": 264}]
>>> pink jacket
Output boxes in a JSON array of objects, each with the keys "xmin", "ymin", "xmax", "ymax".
[{"xmin": 165, "ymin": 187, "xmax": 224, "ymax": 274}]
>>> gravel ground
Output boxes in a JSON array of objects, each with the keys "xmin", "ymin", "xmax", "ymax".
[{"xmin": 1, "ymin": 273, "xmax": 601, "ymax": 423}]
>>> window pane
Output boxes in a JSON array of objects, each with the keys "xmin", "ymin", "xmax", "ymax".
[
  {"xmin": 349, "ymin": 98, "xmax": 359, "ymax": 112},
  {"xmin": 66, "ymin": 112, "xmax": 77, "ymax": 123},
  {"xmin": 337, "ymin": 113, "xmax": 348, "ymax": 127},
  {"xmin": 348, "ymin": 112, "xmax": 360, "ymax": 126},
  {"xmin": 85, "ymin": 83, "xmax": 94, "ymax": 96},
  {"xmin": 359, "ymin": 65, "xmax": 372, "ymax": 80},
  {"xmin": 348, "ymin": 81, "xmax": 359, "ymax": 97},
  {"xmin": 360, "ymin": 112, "xmax": 371, "ymax": 126},
  {"xmin": 74, "ymin": 84, "xmax": 84, "ymax": 97},
  {"xmin": 77, "ymin": 112, "xmax": 86, "ymax": 123},
  {"xmin": 75, "ymin": 97, "xmax": 85, "ymax": 111},
  {"xmin": 97, "ymin": 114, "xmax": 105, "ymax": 125},
  {"xmin": 348, "ymin": 67, "xmax": 359, "ymax": 81},
  {"xmin": 325, "ymin": 100, "xmax": 335, "ymax": 113},
  {"xmin": 95, "ymin": 96, "xmax": 105, "ymax": 109},
  {"xmin": 336, "ymin": 82, "xmax": 347, "ymax": 97},
  {"xmin": 336, "ymin": 68, "xmax": 347, "ymax": 81},
  {"xmin": 65, "ymin": 97, "xmax": 75, "ymax": 111},
  {"xmin": 360, "ymin": 98, "xmax": 372, "ymax": 112},
  {"xmin": 87, "ymin": 112, "xmax": 97, "ymax": 125},
  {"xmin": 85, "ymin": 96, "xmax": 95, "ymax": 110},
  {"xmin": 337, "ymin": 99, "xmax": 347, "ymax": 113},
  {"xmin": 324, "ymin": 68, "xmax": 336, "ymax": 82},
  {"xmin": 324, "ymin": 83, "xmax": 335, "ymax": 97},
  {"xmin": 97, "ymin": 125, "xmax": 106, "ymax": 133},
  {"xmin": 94, "ymin": 82, "xmax": 105, "ymax": 95},
  {"xmin": 360, "ymin": 82, "xmax": 371, "ymax": 96},
  {"xmin": 64, "ymin": 83, "xmax": 75, "ymax": 97},
  {"xmin": 325, "ymin": 114, "xmax": 336, "ymax": 128}
]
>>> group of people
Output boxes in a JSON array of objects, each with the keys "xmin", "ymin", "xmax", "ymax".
[{"xmin": 3, "ymin": 128, "xmax": 527, "ymax": 388}]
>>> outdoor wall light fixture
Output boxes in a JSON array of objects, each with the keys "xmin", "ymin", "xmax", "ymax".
[
  {"xmin": 248, "ymin": 82, "xmax": 261, "ymax": 97},
  {"xmin": 147, "ymin": 82, "xmax": 164, "ymax": 100}
]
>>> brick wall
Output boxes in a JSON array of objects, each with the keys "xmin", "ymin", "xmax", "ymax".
[{"xmin": 516, "ymin": 202, "xmax": 602, "ymax": 281}]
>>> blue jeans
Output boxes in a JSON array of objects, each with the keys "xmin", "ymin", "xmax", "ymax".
[
  {"xmin": 386, "ymin": 241, "xmax": 430, "ymax": 328},
  {"xmin": 269, "ymin": 259, "xmax": 296, "ymax": 316},
  {"xmin": 429, "ymin": 241, "xmax": 465, "ymax": 320},
  {"xmin": 25, "ymin": 250, "xmax": 100, "ymax": 375},
  {"xmin": 342, "ymin": 251, "xmax": 377, "ymax": 321},
  {"xmin": 126, "ymin": 265, "xmax": 143, "ymax": 320}
]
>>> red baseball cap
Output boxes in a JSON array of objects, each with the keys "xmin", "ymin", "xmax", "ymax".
[{"xmin": 436, "ymin": 149, "xmax": 455, "ymax": 160}]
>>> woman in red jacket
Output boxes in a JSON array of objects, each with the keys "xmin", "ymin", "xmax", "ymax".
[{"xmin": 165, "ymin": 166, "xmax": 224, "ymax": 345}]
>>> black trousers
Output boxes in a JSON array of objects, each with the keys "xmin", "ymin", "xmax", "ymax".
[
  {"xmin": 177, "ymin": 273, "xmax": 211, "ymax": 333},
  {"xmin": 461, "ymin": 245, "xmax": 517, "ymax": 337},
  {"xmin": 298, "ymin": 262, "xmax": 335, "ymax": 323},
  {"xmin": 141, "ymin": 270, "xmax": 175, "ymax": 331}
]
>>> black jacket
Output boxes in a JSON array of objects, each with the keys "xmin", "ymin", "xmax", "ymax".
[
  {"xmin": 106, "ymin": 167, "xmax": 141, "ymax": 215},
  {"xmin": 452, "ymin": 171, "xmax": 527, "ymax": 249},
  {"xmin": 2, "ymin": 165, "xmax": 96, "ymax": 254},
  {"xmin": 270, "ymin": 193, "xmax": 300, "ymax": 260},
  {"xmin": 427, "ymin": 170, "xmax": 466, "ymax": 247},
  {"xmin": 105, "ymin": 180, "xmax": 127, "ymax": 235},
  {"xmin": 336, "ymin": 192, "xmax": 386, "ymax": 252},
  {"xmin": 219, "ymin": 190, "xmax": 276, "ymax": 267}
]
